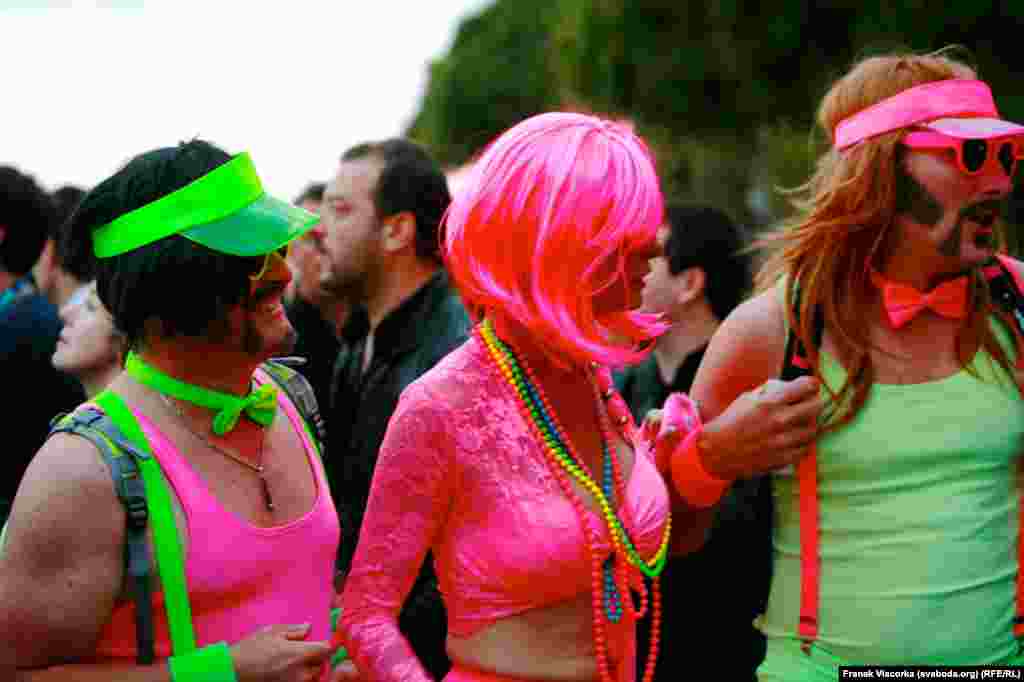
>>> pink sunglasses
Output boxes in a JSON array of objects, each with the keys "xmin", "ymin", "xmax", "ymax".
[{"xmin": 901, "ymin": 130, "xmax": 1023, "ymax": 177}]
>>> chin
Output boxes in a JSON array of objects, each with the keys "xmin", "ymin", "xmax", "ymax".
[{"xmin": 270, "ymin": 328, "xmax": 298, "ymax": 356}]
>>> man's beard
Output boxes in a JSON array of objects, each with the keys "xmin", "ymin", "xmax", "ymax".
[{"xmin": 241, "ymin": 315, "xmax": 296, "ymax": 355}]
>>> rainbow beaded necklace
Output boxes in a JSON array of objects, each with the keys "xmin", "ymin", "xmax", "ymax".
[
  {"xmin": 477, "ymin": 319, "xmax": 669, "ymax": 682},
  {"xmin": 479, "ymin": 319, "xmax": 671, "ymax": 573}
]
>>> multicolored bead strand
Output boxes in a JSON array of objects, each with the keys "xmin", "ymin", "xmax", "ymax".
[
  {"xmin": 477, "ymin": 319, "xmax": 668, "ymax": 682},
  {"xmin": 477, "ymin": 322, "xmax": 617, "ymax": 681},
  {"xmin": 481, "ymin": 322, "xmax": 672, "ymax": 577}
]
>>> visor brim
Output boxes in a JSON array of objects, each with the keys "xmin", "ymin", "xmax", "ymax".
[
  {"xmin": 923, "ymin": 117, "xmax": 1024, "ymax": 139},
  {"xmin": 179, "ymin": 193, "xmax": 319, "ymax": 257}
]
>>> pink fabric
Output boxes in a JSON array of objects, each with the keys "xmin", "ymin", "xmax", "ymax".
[
  {"xmin": 338, "ymin": 336, "xmax": 671, "ymax": 682},
  {"xmin": 94, "ymin": 376, "xmax": 339, "ymax": 669},
  {"xmin": 442, "ymin": 112, "xmax": 668, "ymax": 368},
  {"xmin": 833, "ymin": 79, "xmax": 999, "ymax": 150}
]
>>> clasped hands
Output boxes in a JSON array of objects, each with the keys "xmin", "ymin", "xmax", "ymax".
[{"xmin": 643, "ymin": 375, "xmax": 823, "ymax": 483}]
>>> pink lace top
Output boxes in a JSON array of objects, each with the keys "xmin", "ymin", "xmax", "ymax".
[{"xmin": 338, "ymin": 335, "xmax": 672, "ymax": 681}]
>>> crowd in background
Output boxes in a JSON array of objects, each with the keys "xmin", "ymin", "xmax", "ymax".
[{"xmin": 3, "ymin": 48, "xmax": 1024, "ymax": 682}]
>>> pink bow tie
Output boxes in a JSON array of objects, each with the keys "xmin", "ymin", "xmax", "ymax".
[{"xmin": 870, "ymin": 270, "xmax": 969, "ymax": 329}]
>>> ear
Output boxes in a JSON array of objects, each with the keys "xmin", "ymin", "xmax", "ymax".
[
  {"xmin": 675, "ymin": 266, "xmax": 706, "ymax": 306},
  {"xmin": 381, "ymin": 211, "xmax": 416, "ymax": 253}
]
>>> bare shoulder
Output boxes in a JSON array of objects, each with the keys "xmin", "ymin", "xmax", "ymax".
[
  {"xmin": 7, "ymin": 432, "xmax": 124, "ymax": 548},
  {"xmin": 0, "ymin": 433, "xmax": 125, "ymax": 665},
  {"xmin": 690, "ymin": 289, "xmax": 788, "ymax": 420}
]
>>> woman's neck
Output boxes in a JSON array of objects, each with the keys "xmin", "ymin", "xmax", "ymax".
[
  {"xmin": 488, "ymin": 314, "xmax": 596, "ymax": 419},
  {"xmin": 81, "ymin": 364, "xmax": 125, "ymax": 399}
]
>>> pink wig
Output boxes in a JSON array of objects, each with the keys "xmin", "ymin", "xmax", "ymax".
[{"xmin": 443, "ymin": 112, "xmax": 667, "ymax": 367}]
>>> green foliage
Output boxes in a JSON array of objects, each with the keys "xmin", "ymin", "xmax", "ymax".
[
  {"xmin": 409, "ymin": 0, "xmax": 1024, "ymax": 229},
  {"xmin": 405, "ymin": 0, "xmax": 561, "ymax": 166}
]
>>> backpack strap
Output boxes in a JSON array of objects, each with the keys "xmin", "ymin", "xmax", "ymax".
[
  {"xmin": 48, "ymin": 407, "xmax": 156, "ymax": 665},
  {"xmin": 982, "ymin": 256, "xmax": 1024, "ymax": 637},
  {"xmin": 259, "ymin": 357, "xmax": 328, "ymax": 459},
  {"xmin": 779, "ymin": 281, "xmax": 824, "ymax": 653},
  {"xmin": 93, "ymin": 390, "xmax": 198, "ymax": 656}
]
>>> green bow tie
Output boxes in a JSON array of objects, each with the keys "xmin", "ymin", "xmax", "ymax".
[{"xmin": 125, "ymin": 352, "xmax": 278, "ymax": 436}]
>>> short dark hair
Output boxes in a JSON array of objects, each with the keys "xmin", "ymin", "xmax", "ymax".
[
  {"xmin": 0, "ymin": 166, "xmax": 57, "ymax": 276},
  {"xmin": 342, "ymin": 138, "xmax": 451, "ymax": 264},
  {"xmin": 52, "ymin": 185, "xmax": 97, "ymax": 283},
  {"xmin": 663, "ymin": 203, "xmax": 752, "ymax": 321},
  {"xmin": 294, "ymin": 182, "xmax": 325, "ymax": 206},
  {"xmin": 68, "ymin": 139, "xmax": 263, "ymax": 350}
]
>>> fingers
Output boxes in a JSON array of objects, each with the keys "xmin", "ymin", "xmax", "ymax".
[
  {"xmin": 642, "ymin": 409, "xmax": 664, "ymax": 427},
  {"xmin": 775, "ymin": 395, "xmax": 826, "ymax": 430},
  {"xmin": 757, "ymin": 376, "xmax": 820, "ymax": 406},
  {"xmin": 282, "ymin": 623, "xmax": 313, "ymax": 641},
  {"xmin": 297, "ymin": 640, "xmax": 333, "ymax": 664},
  {"xmin": 331, "ymin": 660, "xmax": 361, "ymax": 681}
]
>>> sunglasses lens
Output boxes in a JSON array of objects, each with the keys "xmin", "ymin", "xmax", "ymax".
[
  {"xmin": 998, "ymin": 142, "xmax": 1017, "ymax": 176},
  {"xmin": 961, "ymin": 139, "xmax": 988, "ymax": 173}
]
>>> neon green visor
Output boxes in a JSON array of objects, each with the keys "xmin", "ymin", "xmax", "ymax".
[{"xmin": 92, "ymin": 152, "xmax": 318, "ymax": 258}]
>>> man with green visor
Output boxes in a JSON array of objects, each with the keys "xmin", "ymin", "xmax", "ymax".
[{"xmin": 0, "ymin": 140, "xmax": 347, "ymax": 681}]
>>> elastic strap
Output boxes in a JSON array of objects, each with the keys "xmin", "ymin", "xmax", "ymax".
[
  {"xmin": 796, "ymin": 447, "xmax": 820, "ymax": 649},
  {"xmin": 257, "ymin": 359, "xmax": 327, "ymax": 459},
  {"xmin": 780, "ymin": 279, "xmax": 823, "ymax": 652},
  {"xmin": 95, "ymin": 390, "xmax": 197, "ymax": 654},
  {"xmin": 168, "ymin": 641, "xmax": 237, "ymax": 682}
]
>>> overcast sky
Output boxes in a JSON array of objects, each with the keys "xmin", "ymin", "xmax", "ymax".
[{"xmin": 0, "ymin": 0, "xmax": 493, "ymax": 201}]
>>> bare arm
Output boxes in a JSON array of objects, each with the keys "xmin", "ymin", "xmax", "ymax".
[
  {"xmin": 338, "ymin": 384, "xmax": 454, "ymax": 682},
  {"xmin": 0, "ymin": 433, "xmax": 331, "ymax": 682},
  {"xmin": 0, "ymin": 433, "xmax": 131, "ymax": 677},
  {"xmin": 690, "ymin": 289, "xmax": 824, "ymax": 480}
]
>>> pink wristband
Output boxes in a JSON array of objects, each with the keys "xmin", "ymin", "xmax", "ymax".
[{"xmin": 670, "ymin": 428, "xmax": 730, "ymax": 508}]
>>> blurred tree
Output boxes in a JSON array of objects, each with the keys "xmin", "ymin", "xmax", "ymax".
[
  {"xmin": 405, "ymin": 0, "xmax": 562, "ymax": 166},
  {"xmin": 409, "ymin": 0, "xmax": 1024, "ymax": 231}
]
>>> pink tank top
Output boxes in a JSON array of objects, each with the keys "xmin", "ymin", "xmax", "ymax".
[{"xmin": 94, "ymin": 375, "xmax": 339, "ymax": 661}]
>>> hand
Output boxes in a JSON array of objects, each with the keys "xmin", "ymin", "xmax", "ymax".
[
  {"xmin": 328, "ymin": 659, "xmax": 362, "ymax": 681},
  {"xmin": 231, "ymin": 624, "xmax": 333, "ymax": 682},
  {"xmin": 699, "ymin": 376, "xmax": 824, "ymax": 480}
]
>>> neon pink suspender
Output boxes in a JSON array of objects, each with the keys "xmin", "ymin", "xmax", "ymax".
[{"xmin": 788, "ymin": 259, "xmax": 1024, "ymax": 652}]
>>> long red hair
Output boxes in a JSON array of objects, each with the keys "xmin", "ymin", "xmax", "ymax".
[{"xmin": 757, "ymin": 50, "xmax": 1019, "ymax": 429}]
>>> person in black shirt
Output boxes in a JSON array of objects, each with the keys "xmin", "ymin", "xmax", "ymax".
[
  {"xmin": 617, "ymin": 202, "xmax": 763, "ymax": 681},
  {"xmin": 319, "ymin": 138, "xmax": 469, "ymax": 681},
  {"xmin": 284, "ymin": 181, "xmax": 349, "ymax": 417},
  {"xmin": 0, "ymin": 167, "xmax": 86, "ymax": 525}
]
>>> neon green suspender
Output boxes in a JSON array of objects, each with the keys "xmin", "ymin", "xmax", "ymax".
[{"xmin": 94, "ymin": 390, "xmax": 197, "ymax": 654}]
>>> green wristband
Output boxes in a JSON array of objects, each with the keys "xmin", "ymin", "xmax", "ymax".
[
  {"xmin": 330, "ymin": 607, "xmax": 342, "ymax": 632},
  {"xmin": 329, "ymin": 608, "xmax": 349, "ymax": 667},
  {"xmin": 168, "ymin": 641, "xmax": 238, "ymax": 682}
]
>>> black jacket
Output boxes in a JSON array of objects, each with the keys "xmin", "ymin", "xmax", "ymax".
[{"xmin": 327, "ymin": 271, "xmax": 469, "ymax": 680}]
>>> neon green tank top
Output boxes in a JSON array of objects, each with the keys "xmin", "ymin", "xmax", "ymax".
[{"xmin": 760, "ymin": 294, "xmax": 1024, "ymax": 664}]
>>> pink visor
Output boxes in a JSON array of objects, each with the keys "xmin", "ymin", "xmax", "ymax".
[{"xmin": 833, "ymin": 79, "xmax": 1024, "ymax": 150}]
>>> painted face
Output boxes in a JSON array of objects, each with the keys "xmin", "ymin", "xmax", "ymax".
[
  {"xmin": 52, "ymin": 285, "xmax": 123, "ymax": 379},
  {"xmin": 318, "ymin": 157, "xmax": 385, "ymax": 302},
  {"xmin": 895, "ymin": 147, "xmax": 1014, "ymax": 271}
]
